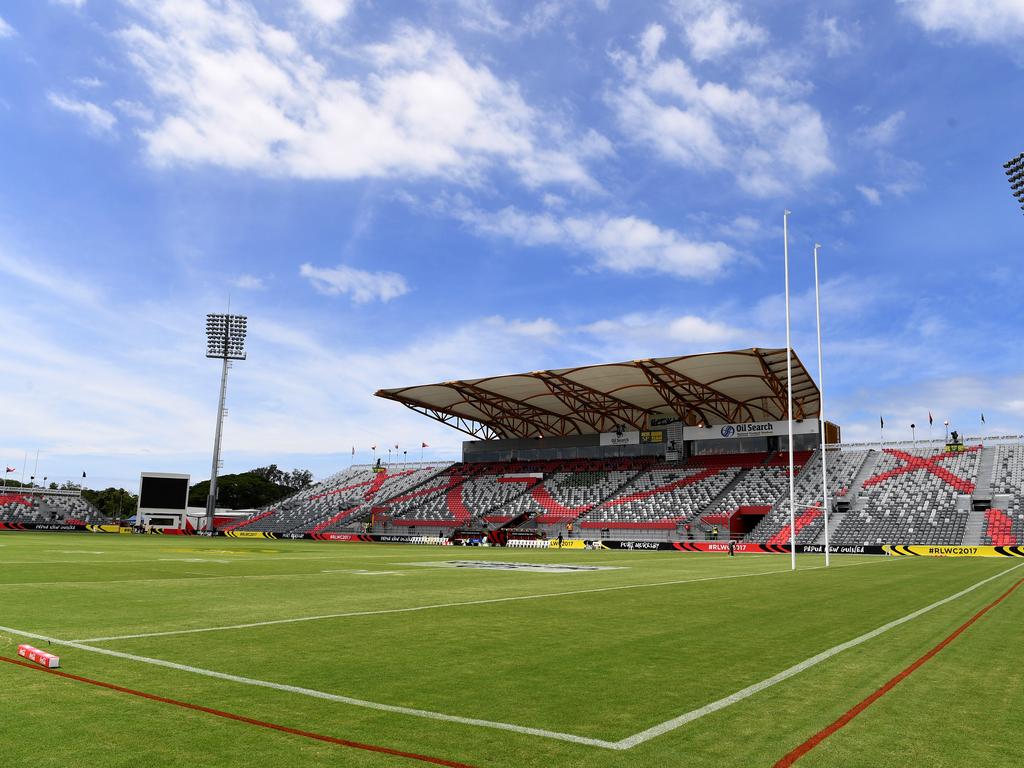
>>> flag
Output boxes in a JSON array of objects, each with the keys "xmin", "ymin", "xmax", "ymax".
[
  {"xmin": 928, "ymin": 411, "xmax": 933, "ymax": 426},
  {"xmin": 880, "ymin": 416, "xmax": 884, "ymax": 429},
  {"xmin": 351, "ymin": 446, "xmax": 355, "ymax": 456},
  {"xmin": 981, "ymin": 413, "xmax": 986, "ymax": 423},
  {"xmin": 394, "ymin": 444, "xmax": 399, "ymax": 450},
  {"xmin": 371, "ymin": 445, "xmax": 376, "ymax": 451},
  {"xmin": 421, "ymin": 442, "xmax": 428, "ymax": 448},
  {"xmin": 82, "ymin": 471, "xmax": 87, "ymax": 478},
  {"xmin": 4, "ymin": 466, "xmax": 14, "ymax": 473}
]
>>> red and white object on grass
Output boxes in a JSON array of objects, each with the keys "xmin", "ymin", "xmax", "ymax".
[{"xmin": 17, "ymin": 644, "xmax": 60, "ymax": 668}]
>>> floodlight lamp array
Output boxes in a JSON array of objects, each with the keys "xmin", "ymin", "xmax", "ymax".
[
  {"xmin": 205, "ymin": 313, "xmax": 248, "ymax": 359},
  {"xmin": 1004, "ymin": 152, "xmax": 1024, "ymax": 213}
]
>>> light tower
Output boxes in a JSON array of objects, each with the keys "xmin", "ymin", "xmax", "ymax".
[
  {"xmin": 1003, "ymin": 152, "xmax": 1024, "ymax": 212},
  {"xmin": 205, "ymin": 313, "xmax": 247, "ymax": 533}
]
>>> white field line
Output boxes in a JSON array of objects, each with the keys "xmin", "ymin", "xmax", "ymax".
[
  {"xmin": 0, "ymin": 571, "xmax": 415, "ymax": 588},
  {"xmin": 1, "ymin": 560, "xmax": 1018, "ymax": 751},
  {"xmin": 0, "ymin": 623, "xmax": 617, "ymax": 749},
  {"xmin": 611, "ymin": 560, "xmax": 1024, "ymax": 749},
  {"xmin": 72, "ymin": 558, "xmax": 887, "ymax": 643}
]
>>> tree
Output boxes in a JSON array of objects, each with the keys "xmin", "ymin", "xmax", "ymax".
[
  {"xmin": 81, "ymin": 487, "xmax": 138, "ymax": 518},
  {"xmin": 188, "ymin": 471, "xmax": 297, "ymax": 510}
]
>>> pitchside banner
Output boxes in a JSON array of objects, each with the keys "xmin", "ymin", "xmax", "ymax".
[
  {"xmin": 884, "ymin": 544, "xmax": 1024, "ymax": 558},
  {"xmin": 684, "ymin": 419, "xmax": 820, "ymax": 442}
]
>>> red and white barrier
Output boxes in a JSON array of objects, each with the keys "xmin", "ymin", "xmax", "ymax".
[{"xmin": 17, "ymin": 644, "xmax": 60, "ymax": 668}]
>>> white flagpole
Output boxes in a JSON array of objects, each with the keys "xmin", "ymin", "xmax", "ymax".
[
  {"xmin": 813, "ymin": 243, "xmax": 829, "ymax": 567},
  {"xmin": 784, "ymin": 210, "xmax": 796, "ymax": 571}
]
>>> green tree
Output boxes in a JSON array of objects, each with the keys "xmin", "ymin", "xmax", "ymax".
[
  {"xmin": 188, "ymin": 471, "xmax": 298, "ymax": 510},
  {"xmin": 82, "ymin": 487, "xmax": 139, "ymax": 518}
]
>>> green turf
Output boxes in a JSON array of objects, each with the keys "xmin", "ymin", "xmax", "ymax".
[{"xmin": 1, "ymin": 532, "xmax": 1021, "ymax": 767}]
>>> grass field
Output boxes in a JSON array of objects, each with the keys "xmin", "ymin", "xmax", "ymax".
[{"xmin": 1, "ymin": 533, "xmax": 1022, "ymax": 767}]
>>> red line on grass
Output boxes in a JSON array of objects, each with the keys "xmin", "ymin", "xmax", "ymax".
[
  {"xmin": 0, "ymin": 656, "xmax": 478, "ymax": 768},
  {"xmin": 774, "ymin": 575, "xmax": 1024, "ymax": 767}
]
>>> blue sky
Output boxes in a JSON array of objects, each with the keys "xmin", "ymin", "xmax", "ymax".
[{"xmin": 1, "ymin": 0, "xmax": 1023, "ymax": 491}]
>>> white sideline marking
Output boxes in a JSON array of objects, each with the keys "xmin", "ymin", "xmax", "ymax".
[
  {"xmin": 1, "ymin": 561, "xmax": 1019, "ymax": 751},
  {"xmin": 611, "ymin": 560, "xmax": 1024, "ymax": 749},
  {"xmin": 0, "ymin": 624, "xmax": 617, "ymax": 749},
  {"xmin": 73, "ymin": 558, "xmax": 885, "ymax": 643}
]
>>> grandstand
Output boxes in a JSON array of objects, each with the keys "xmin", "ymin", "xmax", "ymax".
[
  {"xmin": 199, "ymin": 348, "xmax": 1024, "ymax": 549},
  {"xmin": 0, "ymin": 488, "xmax": 104, "ymax": 525}
]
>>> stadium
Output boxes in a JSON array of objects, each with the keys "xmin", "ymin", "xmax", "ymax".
[
  {"xmin": 4, "ymin": 3, "xmax": 1024, "ymax": 768},
  {"xmin": 3, "ymin": 344, "xmax": 1024, "ymax": 768}
]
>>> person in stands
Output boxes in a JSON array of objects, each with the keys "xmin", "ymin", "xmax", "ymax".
[
  {"xmin": 711, "ymin": 525, "xmax": 719, "ymax": 540},
  {"xmin": 567, "ymin": 521, "xmax": 574, "ymax": 537}
]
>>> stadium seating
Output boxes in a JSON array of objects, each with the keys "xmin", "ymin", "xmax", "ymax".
[
  {"xmin": 0, "ymin": 490, "xmax": 104, "ymax": 524},
  {"xmin": 986, "ymin": 444, "xmax": 1024, "ymax": 544},
  {"xmin": 832, "ymin": 448, "xmax": 979, "ymax": 545},
  {"xmin": 747, "ymin": 449, "xmax": 869, "ymax": 544},
  {"xmin": 233, "ymin": 463, "xmax": 452, "ymax": 534}
]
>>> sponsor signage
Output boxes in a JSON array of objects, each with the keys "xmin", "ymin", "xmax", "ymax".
[
  {"xmin": 684, "ymin": 419, "xmax": 820, "ymax": 442},
  {"xmin": 640, "ymin": 431, "xmax": 664, "ymax": 444},
  {"xmin": 649, "ymin": 416, "xmax": 680, "ymax": 427},
  {"xmin": 884, "ymin": 544, "xmax": 1024, "ymax": 558},
  {"xmin": 600, "ymin": 428, "xmax": 639, "ymax": 446}
]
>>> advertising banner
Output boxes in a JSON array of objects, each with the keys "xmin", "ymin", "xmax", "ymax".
[
  {"xmin": 883, "ymin": 544, "xmax": 1024, "ymax": 558},
  {"xmin": 600, "ymin": 429, "xmax": 639, "ymax": 446},
  {"xmin": 684, "ymin": 419, "xmax": 819, "ymax": 442}
]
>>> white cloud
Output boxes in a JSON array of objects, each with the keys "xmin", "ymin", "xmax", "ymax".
[
  {"xmin": 856, "ymin": 184, "xmax": 882, "ymax": 205},
  {"xmin": 819, "ymin": 16, "xmax": 859, "ymax": 57},
  {"xmin": 299, "ymin": 263, "xmax": 409, "ymax": 303},
  {"xmin": 74, "ymin": 76, "xmax": 105, "ymax": 89},
  {"xmin": 455, "ymin": 0, "xmax": 510, "ymax": 34},
  {"xmin": 113, "ymin": 99, "xmax": 155, "ymax": 122},
  {"xmin": 453, "ymin": 204, "xmax": 734, "ymax": 280},
  {"xmin": 298, "ymin": 0, "xmax": 355, "ymax": 24},
  {"xmin": 856, "ymin": 111, "xmax": 906, "ymax": 148},
  {"xmin": 51, "ymin": 0, "xmax": 87, "ymax": 7},
  {"xmin": 671, "ymin": 0, "xmax": 767, "ymax": 62},
  {"xmin": 583, "ymin": 312, "xmax": 745, "ymax": 349},
  {"xmin": 640, "ymin": 23, "xmax": 666, "ymax": 65},
  {"xmin": 607, "ymin": 39, "xmax": 833, "ymax": 197},
  {"xmin": 117, "ymin": 3, "xmax": 600, "ymax": 190},
  {"xmin": 47, "ymin": 92, "xmax": 117, "ymax": 135},
  {"xmin": 233, "ymin": 274, "xmax": 265, "ymax": 290},
  {"xmin": 0, "ymin": 15, "xmax": 15, "ymax": 38},
  {"xmin": 900, "ymin": 0, "xmax": 1024, "ymax": 44}
]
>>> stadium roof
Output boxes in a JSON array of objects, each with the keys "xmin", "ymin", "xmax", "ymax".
[{"xmin": 375, "ymin": 348, "xmax": 821, "ymax": 440}]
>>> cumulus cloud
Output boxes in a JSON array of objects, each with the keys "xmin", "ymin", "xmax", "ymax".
[
  {"xmin": 299, "ymin": 263, "xmax": 409, "ymax": 303},
  {"xmin": 607, "ymin": 26, "xmax": 834, "ymax": 197},
  {"xmin": 819, "ymin": 16, "xmax": 860, "ymax": 57},
  {"xmin": 900, "ymin": 0, "xmax": 1024, "ymax": 44},
  {"xmin": 299, "ymin": 0, "xmax": 355, "ymax": 24},
  {"xmin": 116, "ymin": 2, "xmax": 602, "ymax": 190},
  {"xmin": 855, "ymin": 111, "xmax": 906, "ymax": 148},
  {"xmin": 47, "ymin": 93, "xmax": 117, "ymax": 134},
  {"xmin": 453, "ymin": 204, "xmax": 735, "ymax": 280},
  {"xmin": 671, "ymin": 0, "xmax": 767, "ymax": 62},
  {"xmin": 583, "ymin": 312, "xmax": 746, "ymax": 350},
  {"xmin": 0, "ymin": 15, "xmax": 15, "ymax": 38},
  {"xmin": 856, "ymin": 184, "xmax": 882, "ymax": 205},
  {"xmin": 233, "ymin": 274, "xmax": 266, "ymax": 290},
  {"xmin": 113, "ymin": 99, "xmax": 154, "ymax": 122}
]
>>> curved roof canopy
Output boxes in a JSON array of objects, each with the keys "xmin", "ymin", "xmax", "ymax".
[{"xmin": 375, "ymin": 348, "xmax": 821, "ymax": 441}]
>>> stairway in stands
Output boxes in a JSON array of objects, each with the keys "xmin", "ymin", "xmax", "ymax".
[
  {"xmin": 812, "ymin": 509, "xmax": 845, "ymax": 545},
  {"xmin": 961, "ymin": 508, "xmax": 987, "ymax": 546},
  {"xmin": 845, "ymin": 451, "xmax": 882, "ymax": 512}
]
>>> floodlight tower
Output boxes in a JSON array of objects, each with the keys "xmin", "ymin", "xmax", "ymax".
[
  {"xmin": 205, "ymin": 313, "xmax": 247, "ymax": 533},
  {"xmin": 1003, "ymin": 152, "xmax": 1024, "ymax": 212}
]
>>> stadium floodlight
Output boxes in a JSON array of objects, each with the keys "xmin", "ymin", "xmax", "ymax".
[
  {"xmin": 204, "ymin": 313, "xmax": 247, "ymax": 533},
  {"xmin": 1003, "ymin": 152, "xmax": 1024, "ymax": 213},
  {"xmin": 813, "ymin": 243, "xmax": 830, "ymax": 567},
  {"xmin": 783, "ymin": 210, "xmax": 796, "ymax": 571}
]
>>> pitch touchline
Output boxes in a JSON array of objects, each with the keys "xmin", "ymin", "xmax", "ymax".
[
  {"xmin": 72, "ymin": 559, "xmax": 885, "ymax": 643},
  {"xmin": 610, "ymin": 560, "xmax": 1024, "ymax": 749},
  {"xmin": 0, "ymin": 559, "xmax": 1013, "ymax": 752}
]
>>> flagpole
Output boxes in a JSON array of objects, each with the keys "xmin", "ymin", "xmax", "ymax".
[
  {"xmin": 783, "ymin": 210, "xmax": 796, "ymax": 572},
  {"xmin": 813, "ymin": 243, "xmax": 829, "ymax": 567}
]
